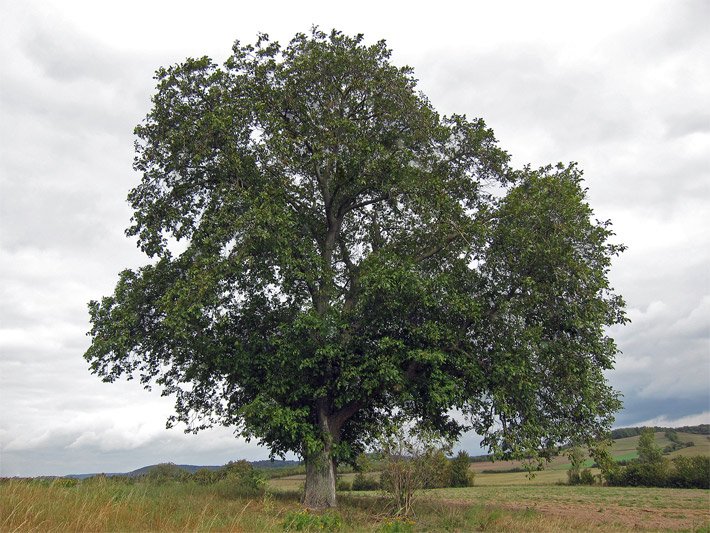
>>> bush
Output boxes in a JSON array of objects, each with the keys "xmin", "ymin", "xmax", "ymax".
[
  {"xmin": 380, "ymin": 517, "xmax": 416, "ymax": 532},
  {"xmin": 450, "ymin": 451, "xmax": 475, "ymax": 487},
  {"xmin": 420, "ymin": 449, "xmax": 452, "ymax": 489},
  {"xmin": 568, "ymin": 468, "xmax": 597, "ymax": 485},
  {"xmin": 215, "ymin": 460, "xmax": 265, "ymax": 499},
  {"xmin": 352, "ymin": 472, "xmax": 380, "ymax": 491},
  {"xmin": 145, "ymin": 463, "xmax": 190, "ymax": 484},
  {"xmin": 336, "ymin": 478, "xmax": 352, "ymax": 491},
  {"xmin": 566, "ymin": 446, "xmax": 586, "ymax": 485},
  {"xmin": 579, "ymin": 468, "xmax": 596, "ymax": 485},
  {"xmin": 609, "ymin": 455, "xmax": 709, "ymax": 489},
  {"xmin": 607, "ymin": 459, "xmax": 670, "ymax": 487},
  {"xmin": 668, "ymin": 456, "xmax": 710, "ymax": 489},
  {"xmin": 192, "ymin": 468, "xmax": 222, "ymax": 485},
  {"xmin": 637, "ymin": 428, "xmax": 663, "ymax": 464}
]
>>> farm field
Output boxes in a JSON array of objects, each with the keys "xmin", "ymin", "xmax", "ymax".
[
  {"xmin": 2, "ymin": 477, "xmax": 709, "ymax": 532},
  {"xmin": 2, "ymin": 431, "xmax": 708, "ymax": 532},
  {"xmin": 469, "ymin": 432, "xmax": 710, "ymax": 474}
]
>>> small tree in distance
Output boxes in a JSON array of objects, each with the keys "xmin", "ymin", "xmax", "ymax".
[
  {"xmin": 85, "ymin": 28, "xmax": 627, "ymax": 508},
  {"xmin": 379, "ymin": 424, "xmax": 452, "ymax": 516},
  {"xmin": 450, "ymin": 451, "xmax": 475, "ymax": 487},
  {"xmin": 637, "ymin": 428, "xmax": 663, "ymax": 465}
]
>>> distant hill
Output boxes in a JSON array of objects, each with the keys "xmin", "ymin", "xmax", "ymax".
[
  {"xmin": 611, "ymin": 424, "xmax": 709, "ymax": 439},
  {"xmin": 65, "ymin": 459, "xmax": 302, "ymax": 479},
  {"xmin": 467, "ymin": 424, "xmax": 709, "ymax": 464},
  {"xmin": 60, "ymin": 424, "xmax": 710, "ymax": 479}
]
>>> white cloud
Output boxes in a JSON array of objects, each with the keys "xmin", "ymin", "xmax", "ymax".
[
  {"xmin": 636, "ymin": 411, "xmax": 710, "ymax": 428},
  {"xmin": 1, "ymin": 0, "xmax": 708, "ymax": 476}
]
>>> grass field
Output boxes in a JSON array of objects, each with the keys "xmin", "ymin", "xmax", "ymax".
[
  {"xmin": 2, "ymin": 432, "xmax": 708, "ymax": 531},
  {"xmin": 2, "ymin": 477, "xmax": 708, "ymax": 532}
]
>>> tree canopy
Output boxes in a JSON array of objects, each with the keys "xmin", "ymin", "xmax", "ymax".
[{"xmin": 85, "ymin": 28, "xmax": 626, "ymax": 508}]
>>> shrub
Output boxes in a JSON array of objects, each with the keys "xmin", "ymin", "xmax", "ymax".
[
  {"xmin": 566, "ymin": 445, "xmax": 586, "ymax": 485},
  {"xmin": 579, "ymin": 468, "xmax": 596, "ymax": 485},
  {"xmin": 378, "ymin": 425, "xmax": 453, "ymax": 516},
  {"xmin": 450, "ymin": 451, "xmax": 475, "ymax": 487},
  {"xmin": 215, "ymin": 460, "xmax": 265, "ymax": 499},
  {"xmin": 336, "ymin": 478, "xmax": 352, "ymax": 491},
  {"xmin": 145, "ymin": 463, "xmax": 189, "ymax": 483},
  {"xmin": 608, "ymin": 460, "xmax": 669, "ymax": 487},
  {"xmin": 352, "ymin": 472, "xmax": 380, "ymax": 491},
  {"xmin": 380, "ymin": 517, "xmax": 416, "ymax": 532},
  {"xmin": 668, "ymin": 456, "xmax": 710, "ymax": 489},
  {"xmin": 192, "ymin": 468, "xmax": 222, "ymax": 485},
  {"xmin": 282, "ymin": 509, "xmax": 343, "ymax": 531},
  {"xmin": 222, "ymin": 460, "xmax": 253, "ymax": 478},
  {"xmin": 420, "ymin": 449, "xmax": 452, "ymax": 489},
  {"xmin": 637, "ymin": 428, "xmax": 663, "ymax": 464}
]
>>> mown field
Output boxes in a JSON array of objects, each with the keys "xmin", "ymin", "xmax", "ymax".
[
  {"xmin": 2, "ymin": 432, "xmax": 708, "ymax": 532},
  {"xmin": 2, "ymin": 477, "xmax": 709, "ymax": 532}
]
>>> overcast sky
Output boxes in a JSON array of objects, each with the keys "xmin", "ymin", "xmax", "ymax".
[{"xmin": 1, "ymin": 0, "xmax": 708, "ymax": 477}]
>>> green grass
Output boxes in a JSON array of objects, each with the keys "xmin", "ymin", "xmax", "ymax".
[
  {"xmin": 3, "ymin": 433, "xmax": 708, "ymax": 531},
  {"xmin": 2, "ymin": 476, "xmax": 709, "ymax": 532},
  {"xmin": 470, "ymin": 431, "xmax": 710, "ymax": 478}
]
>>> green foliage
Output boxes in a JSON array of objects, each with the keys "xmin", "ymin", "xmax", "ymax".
[
  {"xmin": 335, "ymin": 478, "xmax": 352, "ymax": 491},
  {"xmin": 84, "ymin": 27, "xmax": 627, "ymax": 506},
  {"xmin": 449, "ymin": 451, "xmax": 475, "ymax": 487},
  {"xmin": 191, "ymin": 468, "xmax": 222, "ymax": 485},
  {"xmin": 282, "ymin": 509, "xmax": 343, "ymax": 531},
  {"xmin": 607, "ymin": 460, "xmax": 670, "ymax": 487},
  {"xmin": 579, "ymin": 469, "xmax": 596, "ymax": 485},
  {"xmin": 661, "ymin": 430, "xmax": 694, "ymax": 454},
  {"xmin": 566, "ymin": 446, "xmax": 588, "ymax": 485},
  {"xmin": 145, "ymin": 463, "xmax": 190, "ymax": 484},
  {"xmin": 378, "ymin": 425, "xmax": 459, "ymax": 515},
  {"xmin": 352, "ymin": 472, "xmax": 380, "ymax": 491},
  {"xmin": 611, "ymin": 424, "xmax": 709, "ymax": 439},
  {"xmin": 607, "ymin": 452, "xmax": 709, "ymax": 489},
  {"xmin": 379, "ymin": 517, "xmax": 416, "ymax": 532},
  {"xmin": 601, "ymin": 427, "xmax": 709, "ymax": 488},
  {"xmin": 637, "ymin": 428, "xmax": 663, "ymax": 465},
  {"xmin": 215, "ymin": 460, "xmax": 265, "ymax": 499},
  {"xmin": 420, "ymin": 449, "xmax": 452, "ymax": 489},
  {"xmin": 668, "ymin": 456, "xmax": 710, "ymax": 489}
]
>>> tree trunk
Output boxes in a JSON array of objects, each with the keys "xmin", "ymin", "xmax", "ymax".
[{"xmin": 303, "ymin": 443, "xmax": 337, "ymax": 509}]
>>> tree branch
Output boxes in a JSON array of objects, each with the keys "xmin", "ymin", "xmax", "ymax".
[
  {"xmin": 339, "ymin": 192, "xmax": 389, "ymax": 218},
  {"xmin": 414, "ymin": 232, "xmax": 460, "ymax": 262},
  {"xmin": 330, "ymin": 399, "xmax": 363, "ymax": 432}
]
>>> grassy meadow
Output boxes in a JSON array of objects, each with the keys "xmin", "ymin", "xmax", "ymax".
[
  {"xmin": 3, "ymin": 476, "xmax": 709, "ymax": 532},
  {"xmin": 2, "ymin": 431, "xmax": 709, "ymax": 532}
]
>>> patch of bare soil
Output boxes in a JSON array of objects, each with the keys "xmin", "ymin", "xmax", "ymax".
[
  {"xmin": 440, "ymin": 497, "xmax": 710, "ymax": 531},
  {"xmin": 506, "ymin": 500, "xmax": 709, "ymax": 531}
]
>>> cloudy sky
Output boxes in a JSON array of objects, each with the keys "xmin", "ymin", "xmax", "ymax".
[{"xmin": 1, "ymin": 0, "xmax": 708, "ymax": 477}]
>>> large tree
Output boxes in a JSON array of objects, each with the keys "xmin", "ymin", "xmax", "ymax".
[{"xmin": 85, "ymin": 29, "xmax": 626, "ymax": 508}]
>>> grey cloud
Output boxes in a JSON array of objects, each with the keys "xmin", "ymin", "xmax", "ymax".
[
  {"xmin": 610, "ymin": 293, "xmax": 710, "ymax": 403},
  {"xmin": 1, "ymin": 0, "xmax": 708, "ymax": 478},
  {"xmin": 0, "ymin": 427, "xmax": 268, "ymax": 477},
  {"xmin": 613, "ymin": 396, "xmax": 709, "ymax": 428},
  {"xmin": 22, "ymin": 22, "xmax": 131, "ymax": 84},
  {"xmin": 663, "ymin": 111, "xmax": 710, "ymax": 139},
  {"xmin": 649, "ymin": 0, "xmax": 710, "ymax": 55}
]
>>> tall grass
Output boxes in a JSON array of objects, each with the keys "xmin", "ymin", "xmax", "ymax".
[
  {"xmin": 2, "ymin": 476, "xmax": 708, "ymax": 531},
  {"xmin": 0, "ymin": 478, "xmax": 285, "ymax": 532}
]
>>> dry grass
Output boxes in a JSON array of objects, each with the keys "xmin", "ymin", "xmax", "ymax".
[
  {"xmin": 2, "ymin": 464, "xmax": 709, "ymax": 532},
  {"xmin": 0, "ymin": 478, "xmax": 293, "ymax": 532}
]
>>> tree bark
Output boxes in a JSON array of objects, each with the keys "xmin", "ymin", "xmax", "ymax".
[{"xmin": 303, "ymin": 441, "xmax": 337, "ymax": 509}]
